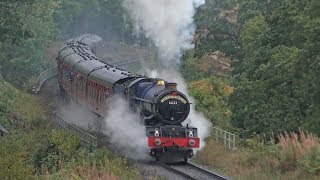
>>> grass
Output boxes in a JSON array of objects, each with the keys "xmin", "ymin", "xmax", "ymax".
[
  {"xmin": 0, "ymin": 76, "xmax": 141, "ymax": 179},
  {"xmin": 195, "ymin": 130, "xmax": 320, "ymax": 179}
]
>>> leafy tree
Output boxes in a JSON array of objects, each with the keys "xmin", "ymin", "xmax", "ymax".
[
  {"xmin": 0, "ymin": 0, "xmax": 58, "ymax": 88},
  {"xmin": 189, "ymin": 77, "xmax": 233, "ymax": 129},
  {"xmin": 194, "ymin": 0, "xmax": 238, "ymax": 57},
  {"xmin": 230, "ymin": 0, "xmax": 320, "ymax": 136}
]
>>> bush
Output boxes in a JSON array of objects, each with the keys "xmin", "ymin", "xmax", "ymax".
[
  {"xmin": 299, "ymin": 147, "xmax": 320, "ymax": 175},
  {"xmin": 0, "ymin": 134, "xmax": 36, "ymax": 179},
  {"xmin": 188, "ymin": 77, "xmax": 233, "ymax": 128},
  {"xmin": 50, "ymin": 130, "xmax": 80, "ymax": 158}
]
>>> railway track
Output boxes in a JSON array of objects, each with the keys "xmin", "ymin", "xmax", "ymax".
[{"xmin": 157, "ymin": 161, "xmax": 229, "ymax": 180}]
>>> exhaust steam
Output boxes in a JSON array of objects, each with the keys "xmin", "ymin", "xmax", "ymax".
[
  {"xmin": 122, "ymin": 0, "xmax": 205, "ymax": 66},
  {"xmin": 103, "ymin": 97, "xmax": 148, "ymax": 159}
]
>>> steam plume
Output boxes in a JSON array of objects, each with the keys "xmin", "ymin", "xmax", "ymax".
[
  {"xmin": 103, "ymin": 97, "xmax": 148, "ymax": 159},
  {"xmin": 123, "ymin": 0, "xmax": 205, "ymax": 66}
]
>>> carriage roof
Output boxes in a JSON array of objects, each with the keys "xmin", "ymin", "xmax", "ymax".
[{"xmin": 58, "ymin": 34, "xmax": 134, "ymax": 85}]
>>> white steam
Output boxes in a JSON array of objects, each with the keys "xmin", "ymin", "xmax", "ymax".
[
  {"xmin": 103, "ymin": 97, "xmax": 148, "ymax": 159},
  {"xmin": 123, "ymin": 0, "xmax": 205, "ymax": 66}
]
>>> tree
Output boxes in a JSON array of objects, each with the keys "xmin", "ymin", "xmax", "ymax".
[{"xmin": 231, "ymin": 0, "xmax": 320, "ymax": 136}]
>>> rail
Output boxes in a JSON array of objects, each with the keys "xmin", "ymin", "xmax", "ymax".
[
  {"xmin": 157, "ymin": 162, "xmax": 229, "ymax": 180},
  {"xmin": 32, "ymin": 66, "xmax": 57, "ymax": 94},
  {"xmin": 0, "ymin": 124, "xmax": 9, "ymax": 136},
  {"xmin": 212, "ymin": 127, "xmax": 236, "ymax": 150},
  {"xmin": 187, "ymin": 162, "xmax": 230, "ymax": 180},
  {"xmin": 52, "ymin": 112, "xmax": 97, "ymax": 149}
]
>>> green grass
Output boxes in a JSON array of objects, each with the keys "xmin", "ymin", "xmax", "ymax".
[{"xmin": 0, "ymin": 76, "xmax": 141, "ymax": 179}]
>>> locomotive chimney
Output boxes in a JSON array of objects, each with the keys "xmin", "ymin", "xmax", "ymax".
[{"xmin": 165, "ymin": 82, "xmax": 177, "ymax": 89}]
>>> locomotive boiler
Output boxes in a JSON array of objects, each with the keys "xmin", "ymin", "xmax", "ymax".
[{"xmin": 57, "ymin": 34, "xmax": 199, "ymax": 162}]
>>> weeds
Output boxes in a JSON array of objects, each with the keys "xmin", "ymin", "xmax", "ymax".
[
  {"xmin": 196, "ymin": 129, "xmax": 320, "ymax": 179},
  {"xmin": 279, "ymin": 129, "xmax": 320, "ymax": 175}
]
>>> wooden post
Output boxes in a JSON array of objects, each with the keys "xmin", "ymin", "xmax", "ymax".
[
  {"xmin": 228, "ymin": 133, "xmax": 231, "ymax": 149},
  {"xmin": 233, "ymin": 134, "xmax": 236, "ymax": 150},
  {"xmin": 215, "ymin": 128, "xmax": 218, "ymax": 141}
]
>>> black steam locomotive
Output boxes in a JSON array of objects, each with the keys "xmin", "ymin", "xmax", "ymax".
[{"xmin": 57, "ymin": 34, "xmax": 199, "ymax": 162}]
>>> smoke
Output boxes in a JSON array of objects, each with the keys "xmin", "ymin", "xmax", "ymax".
[
  {"xmin": 146, "ymin": 69, "xmax": 212, "ymax": 149},
  {"xmin": 56, "ymin": 101, "xmax": 102, "ymax": 132},
  {"xmin": 103, "ymin": 96, "xmax": 148, "ymax": 159},
  {"xmin": 122, "ymin": 0, "xmax": 205, "ymax": 66}
]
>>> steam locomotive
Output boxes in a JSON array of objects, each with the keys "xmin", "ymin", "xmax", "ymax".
[{"xmin": 57, "ymin": 34, "xmax": 199, "ymax": 162}]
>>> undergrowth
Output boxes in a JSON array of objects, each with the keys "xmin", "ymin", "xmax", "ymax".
[
  {"xmin": 0, "ymin": 77, "xmax": 140, "ymax": 179},
  {"xmin": 195, "ymin": 130, "xmax": 320, "ymax": 179}
]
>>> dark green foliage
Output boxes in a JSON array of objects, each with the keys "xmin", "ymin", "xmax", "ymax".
[
  {"xmin": 230, "ymin": 0, "xmax": 320, "ymax": 137},
  {"xmin": 50, "ymin": 130, "xmax": 81, "ymax": 158},
  {"xmin": 183, "ymin": 0, "xmax": 320, "ymax": 137},
  {"xmin": 194, "ymin": 0, "xmax": 238, "ymax": 58},
  {"xmin": 299, "ymin": 147, "xmax": 320, "ymax": 175},
  {"xmin": 0, "ymin": 134, "xmax": 35, "ymax": 179},
  {"xmin": 0, "ymin": 0, "xmax": 35, "ymax": 43},
  {"xmin": 0, "ymin": 0, "xmax": 58, "ymax": 88},
  {"xmin": 181, "ymin": 51, "xmax": 206, "ymax": 82}
]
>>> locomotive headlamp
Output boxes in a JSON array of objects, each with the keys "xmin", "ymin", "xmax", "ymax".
[
  {"xmin": 188, "ymin": 130, "xmax": 194, "ymax": 137},
  {"xmin": 189, "ymin": 139, "xmax": 196, "ymax": 147},
  {"xmin": 155, "ymin": 138, "xmax": 162, "ymax": 146},
  {"xmin": 157, "ymin": 80, "xmax": 165, "ymax": 86},
  {"xmin": 154, "ymin": 128, "xmax": 159, "ymax": 137}
]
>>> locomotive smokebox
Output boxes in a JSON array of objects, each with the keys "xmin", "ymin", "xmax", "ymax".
[
  {"xmin": 139, "ymin": 82, "xmax": 190, "ymax": 125},
  {"xmin": 154, "ymin": 90, "xmax": 190, "ymax": 124}
]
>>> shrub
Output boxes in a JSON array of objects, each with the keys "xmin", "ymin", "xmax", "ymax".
[
  {"xmin": 50, "ymin": 130, "xmax": 81, "ymax": 158},
  {"xmin": 299, "ymin": 147, "xmax": 320, "ymax": 175},
  {"xmin": 0, "ymin": 134, "xmax": 35, "ymax": 179}
]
